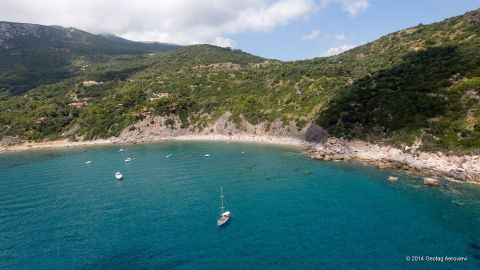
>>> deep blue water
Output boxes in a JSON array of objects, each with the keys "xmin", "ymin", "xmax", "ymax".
[{"xmin": 1, "ymin": 141, "xmax": 480, "ymax": 269}]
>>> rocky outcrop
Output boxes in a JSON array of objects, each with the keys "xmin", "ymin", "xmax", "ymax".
[
  {"xmin": 308, "ymin": 138, "xmax": 480, "ymax": 184},
  {"xmin": 0, "ymin": 136, "xmax": 22, "ymax": 146}
]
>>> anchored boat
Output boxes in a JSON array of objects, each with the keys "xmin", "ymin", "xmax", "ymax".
[{"xmin": 217, "ymin": 187, "xmax": 231, "ymax": 226}]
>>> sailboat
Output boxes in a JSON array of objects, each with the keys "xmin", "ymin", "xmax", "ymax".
[{"xmin": 217, "ymin": 187, "xmax": 231, "ymax": 226}]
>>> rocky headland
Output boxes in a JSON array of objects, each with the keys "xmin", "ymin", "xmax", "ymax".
[{"xmin": 307, "ymin": 138, "xmax": 480, "ymax": 184}]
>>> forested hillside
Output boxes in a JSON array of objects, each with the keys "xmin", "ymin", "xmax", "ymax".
[
  {"xmin": 0, "ymin": 21, "xmax": 179, "ymax": 94},
  {"xmin": 1, "ymin": 9, "xmax": 480, "ymax": 152}
]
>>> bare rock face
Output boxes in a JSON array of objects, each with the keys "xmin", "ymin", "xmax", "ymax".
[
  {"xmin": 0, "ymin": 22, "xmax": 42, "ymax": 50},
  {"xmin": 0, "ymin": 136, "xmax": 21, "ymax": 146},
  {"xmin": 117, "ymin": 111, "xmax": 307, "ymax": 143},
  {"xmin": 305, "ymin": 124, "xmax": 328, "ymax": 143}
]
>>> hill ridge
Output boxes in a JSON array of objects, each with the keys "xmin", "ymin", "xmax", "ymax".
[{"xmin": 0, "ymin": 9, "xmax": 479, "ymax": 154}]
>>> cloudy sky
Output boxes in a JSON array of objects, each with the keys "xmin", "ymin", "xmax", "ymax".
[{"xmin": 0, "ymin": 0, "xmax": 478, "ymax": 60}]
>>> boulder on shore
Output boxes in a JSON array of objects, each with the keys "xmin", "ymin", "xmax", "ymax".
[
  {"xmin": 445, "ymin": 169, "xmax": 468, "ymax": 181},
  {"xmin": 423, "ymin": 177, "xmax": 439, "ymax": 186}
]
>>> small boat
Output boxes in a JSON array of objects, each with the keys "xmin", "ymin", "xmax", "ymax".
[
  {"xmin": 217, "ymin": 187, "xmax": 231, "ymax": 226},
  {"xmin": 204, "ymin": 154, "xmax": 211, "ymax": 157},
  {"xmin": 240, "ymin": 151, "xmax": 245, "ymax": 154},
  {"xmin": 165, "ymin": 154, "xmax": 172, "ymax": 158},
  {"xmin": 387, "ymin": 176, "xmax": 399, "ymax": 182},
  {"xmin": 119, "ymin": 148, "xmax": 125, "ymax": 152},
  {"xmin": 85, "ymin": 161, "xmax": 92, "ymax": 164},
  {"xmin": 115, "ymin": 172, "xmax": 123, "ymax": 180},
  {"xmin": 124, "ymin": 157, "xmax": 133, "ymax": 162}
]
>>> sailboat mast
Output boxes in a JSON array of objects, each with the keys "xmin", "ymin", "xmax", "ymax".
[{"xmin": 220, "ymin": 187, "xmax": 224, "ymax": 214}]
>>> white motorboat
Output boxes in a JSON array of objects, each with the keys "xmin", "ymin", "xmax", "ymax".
[
  {"xmin": 204, "ymin": 154, "xmax": 211, "ymax": 157},
  {"xmin": 85, "ymin": 161, "xmax": 92, "ymax": 164},
  {"xmin": 241, "ymin": 151, "xmax": 245, "ymax": 154},
  {"xmin": 115, "ymin": 172, "xmax": 123, "ymax": 180},
  {"xmin": 124, "ymin": 157, "xmax": 133, "ymax": 162},
  {"xmin": 119, "ymin": 148, "xmax": 125, "ymax": 152},
  {"xmin": 165, "ymin": 154, "xmax": 172, "ymax": 158},
  {"xmin": 217, "ymin": 187, "xmax": 231, "ymax": 226}
]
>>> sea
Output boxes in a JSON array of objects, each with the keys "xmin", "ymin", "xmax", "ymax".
[{"xmin": 1, "ymin": 141, "xmax": 479, "ymax": 269}]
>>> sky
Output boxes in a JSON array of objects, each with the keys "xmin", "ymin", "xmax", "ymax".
[{"xmin": 0, "ymin": 0, "xmax": 479, "ymax": 60}]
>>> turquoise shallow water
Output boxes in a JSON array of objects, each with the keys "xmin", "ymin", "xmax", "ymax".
[{"xmin": 1, "ymin": 141, "xmax": 480, "ymax": 269}]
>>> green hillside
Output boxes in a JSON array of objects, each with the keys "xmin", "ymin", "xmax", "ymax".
[
  {"xmin": 0, "ymin": 21, "xmax": 179, "ymax": 94},
  {"xmin": 1, "ymin": 9, "xmax": 480, "ymax": 152},
  {"xmin": 316, "ymin": 9, "xmax": 480, "ymax": 151}
]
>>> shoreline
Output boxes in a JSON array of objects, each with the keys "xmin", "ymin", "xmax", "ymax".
[
  {"xmin": 308, "ymin": 138, "xmax": 480, "ymax": 184},
  {"xmin": 1, "ymin": 134, "xmax": 479, "ymax": 184},
  {"xmin": 0, "ymin": 134, "xmax": 309, "ymax": 153}
]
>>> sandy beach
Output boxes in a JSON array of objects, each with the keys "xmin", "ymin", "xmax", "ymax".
[
  {"xmin": 157, "ymin": 134, "xmax": 308, "ymax": 147},
  {"xmin": 0, "ymin": 134, "xmax": 308, "ymax": 153},
  {"xmin": 0, "ymin": 139, "xmax": 115, "ymax": 153}
]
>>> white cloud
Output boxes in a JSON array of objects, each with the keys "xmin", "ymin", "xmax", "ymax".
[
  {"xmin": 0, "ymin": 0, "xmax": 318, "ymax": 47},
  {"xmin": 341, "ymin": 0, "xmax": 369, "ymax": 17},
  {"xmin": 301, "ymin": 29, "xmax": 320, "ymax": 41},
  {"xmin": 213, "ymin": 36, "xmax": 236, "ymax": 48},
  {"xmin": 323, "ymin": 44, "xmax": 356, "ymax": 56},
  {"xmin": 234, "ymin": 0, "xmax": 318, "ymax": 32},
  {"xmin": 0, "ymin": 0, "xmax": 368, "ymax": 48}
]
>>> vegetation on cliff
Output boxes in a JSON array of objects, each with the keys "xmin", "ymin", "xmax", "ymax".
[{"xmin": 1, "ymin": 10, "xmax": 480, "ymax": 152}]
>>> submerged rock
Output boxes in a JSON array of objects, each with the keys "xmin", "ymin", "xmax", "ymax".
[
  {"xmin": 423, "ymin": 177, "xmax": 440, "ymax": 186},
  {"xmin": 387, "ymin": 176, "xmax": 399, "ymax": 182},
  {"xmin": 452, "ymin": 200, "xmax": 465, "ymax": 206}
]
